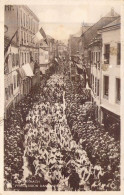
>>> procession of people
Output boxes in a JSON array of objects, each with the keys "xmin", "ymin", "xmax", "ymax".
[{"xmin": 4, "ymin": 59, "xmax": 120, "ymax": 191}]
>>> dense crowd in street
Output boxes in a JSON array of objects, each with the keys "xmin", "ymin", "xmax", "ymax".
[
  {"xmin": 64, "ymin": 66, "xmax": 120, "ymax": 190},
  {"xmin": 4, "ymin": 60, "xmax": 120, "ymax": 191}
]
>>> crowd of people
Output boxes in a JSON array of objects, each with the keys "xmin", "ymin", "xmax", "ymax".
[
  {"xmin": 4, "ymin": 69, "xmax": 52, "ymax": 190},
  {"xmin": 4, "ymin": 60, "xmax": 120, "ymax": 191},
  {"xmin": 64, "ymin": 65, "xmax": 120, "ymax": 190}
]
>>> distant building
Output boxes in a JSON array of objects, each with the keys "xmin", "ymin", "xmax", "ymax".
[
  {"xmin": 39, "ymin": 40, "xmax": 49, "ymax": 74},
  {"xmin": 39, "ymin": 35, "xmax": 56, "ymax": 74},
  {"xmin": 68, "ymin": 23, "xmax": 92, "ymax": 57},
  {"xmin": 57, "ymin": 41, "xmax": 68, "ymax": 58}
]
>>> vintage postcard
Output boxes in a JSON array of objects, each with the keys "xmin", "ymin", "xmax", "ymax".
[{"xmin": 0, "ymin": 0, "xmax": 124, "ymax": 194}]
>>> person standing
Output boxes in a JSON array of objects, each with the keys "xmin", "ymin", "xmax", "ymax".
[{"xmin": 68, "ymin": 168, "xmax": 80, "ymax": 191}]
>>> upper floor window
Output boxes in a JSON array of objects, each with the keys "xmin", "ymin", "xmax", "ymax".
[
  {"xmin": 95, "ymin": 77, "xmax": 97, "ymax": 94},
  {"xmin": 14, "ymin": 75, "xmax": 16, "ymax": 89},
  {"xmin": 24, "ymin": 13, "xmax": 26, "ymax": 26},
  {"xmin": 17, "ymin": 74, "xmax": 19, "ymax": 87},
  {"xmin": 21, "ymin": 10, "xmax": 23, "ymax": 26},
  {"xmin": 21, "ymin": 31, "xmax": 23, "ymax": 44},
  {"xmin": 117, "ymin": 43, "xmax": 121, "ymax": 65},
  {"xmin": 16, "ymin": 54, "xmax": 19, "ymax": 66},
  {"xmin": 11, "ymin": 84, "xmax": 13, "ymax": 95},
  {"xmin": 97, "ymin": 79, "xmax": 99, "ymax": 96},
  {"xmin": 116, "ymin": 78, "xmax": 120, "ymax": 103},
  {"xmin": 5, "ymin": 88, "xmax": 8, "ymax": 100},
  {"xmin": 25, "ymin": 53, "xmax": 26, "ymax": 64},
  {"xmin": 103, "ymin": 76, "xmax": 109, "ymax": 99},
  {"xmin": 91, "ymin": 52, "xmax": 93, "ymax": 64},
  {"xmin": 104, "ymin": 44, "xmax": 110, "ymax": 64}
]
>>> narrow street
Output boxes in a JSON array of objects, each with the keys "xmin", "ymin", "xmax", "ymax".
[
  {"xmin": 22, "ymin": 70, "xmax": 91, "ymax": 191},
  {"xmin": 4, "ymin": 61, "xmax": 120, "ymax": 191}
]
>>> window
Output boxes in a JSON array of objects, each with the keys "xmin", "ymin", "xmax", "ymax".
[
  {"xmin": 25, "ymin": 32, "xmax": 27, "ymax": 44},
  {"xmin": 14, "ymin": 75, "xmax": 16, "ymax": 89},
  {"xmin": 116, "ymin": 78, "xmax": 120, "ymax": 103},
  {"xmin": 104, "ymin": 44, "xmax": 110, "ymax": 64},
  {"xmin": 16, "ymin": 54, "xmax": 19, "ymax": 66},
  {"xmin": 29, "ymin": 18, "xmax": 30, "ymax": 29},
  {"xmin": 21, "ymin": 31, "xmax": 23, "ymax": 44},
  {"xmin": 94, "ymin": 52, "xmax": 95, "ymax": 64},
  {"xmin": 95, "ymin": 78, "xmax": 97, "ymax": 93},
  {"xmin": 25, "ymin": 53, "xmax": 26, "ymax": 63},
  {"xmin": 24, "ymin": 32, "xmax": 26, "ymax": 43},
  {"xmin": 12, "ymin": 54, "xmax": 15, "ymax": 67},
  {"xmin": 11, "ymin": 84, "xmax": 13, "ymax": 95},
  {"xmin": 24, "ymin": 13, "xmax": 25, "ymax": 27},
  {"xmin": 5, "ymin": 88, "xmax": 8, "ymax": 100},
  {"xmin": 97, "ymin": 79, "xmax": 99, "ymax": 96},
  {"xmin": 91, "ymin": 74, "xmax": 92, "ymax": 88},
  {"xmin": 91, "ymin": 52, "xmax": 93, "ymax": 64},
  {"xmin": 27, "ymin": 34, "xmax": 28, "ymax": 43},
  {"xmin": 21, "ymin": 11, "xmax": 23, "ymax": 26},
  {"xmin": 17, "ymin": 74, "xmax": 19, "ymax": 87},
  {"xmin": 97, "ymin": 52, "xmax": 100, "ymax": 62},
  {"xmin": 8, "ymin": 86, "xmax": 10, "ymax": 97},
  {"xmin": 92, "ymin": 75, "xmax": 94, "ymax": 91},
  {"xmin": 22, "ymin": 52, "xmax": 23, "ymax": 65},
  {"xmin": 98, "ymin": 52, "xmax": 100, "ymax": 69},
  {"xmin": 104, "ymin": 76, "xmax": 109, "ymax": 98},
  {"xmin": 117, "ymin": 43, "xmax": 121, "ymax": 65},
  {"xmin": 26, "ymin": 15, "xmax": 28, "ymax": 28},
  {"xmin": 27, "ymin": 53, "xmax": 29, "ymax": 63},
  {"xmin": 96, "ymin": 52, "xmax": 97, "ymax": 63}
]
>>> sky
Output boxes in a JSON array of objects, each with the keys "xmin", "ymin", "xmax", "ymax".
[{"xmin": 28, "ymin": 0, "xmax": 121, "ymax": 41}]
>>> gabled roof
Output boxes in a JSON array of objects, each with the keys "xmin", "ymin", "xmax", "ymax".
[
  {"xmin": 102, "ymin": 16, "xmax": 120, "ymax": 29},
  {"xmin": 82, "ymin": 9, "xmax": 120, "ymax": 48},
  {"xmin": 104, "ymin": 9, "xmax": 119, "ymax": 17}
]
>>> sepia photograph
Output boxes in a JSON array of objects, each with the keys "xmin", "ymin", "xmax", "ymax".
[{"xmin": 2, "ymin": 0, "xmax": 123, "ymax": 192}]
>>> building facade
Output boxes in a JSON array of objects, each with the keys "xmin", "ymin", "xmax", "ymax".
[
  {"xmin": 100, "ymin": 17, "xmax": 121, "ymax": 134},
  {"xmin": 4, "ymin": 38, "xmax": 20, "ymax": 118},
  {"xmin": 89, "ymin": 34, "xmax": 102, "ymax": 122},
  {"xmin": 89, "ymin": 16, "xmax": 121, "ymax": 137},
  {"xmin": 4, "ymin": 5, "xmax": 40, "ymax": 118}
]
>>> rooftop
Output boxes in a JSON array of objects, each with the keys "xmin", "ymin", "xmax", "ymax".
[
  {"xmin": 102, "ymin": 16, "xmax": 120, "ymax": 29},
  {"xmin": 82, "ymin": 9, "xmax": 120, "ymax": 47}
]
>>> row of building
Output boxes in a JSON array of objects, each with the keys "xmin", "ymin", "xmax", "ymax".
[
  {"xmin": 68, "ymin": 9, "xmax": 121, "ymax": 133},
  {"xmin": 4, "ymin": 5, "xmax": 67, "ymax": 119}
]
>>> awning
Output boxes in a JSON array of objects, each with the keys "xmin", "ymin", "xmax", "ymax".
[
  {"xmin": 30, "ymin": 62, "xmax": 34, "ymax": 72},
  {"xmin": 17, "ymin": 67, "xmax": 26, "ymax": 80},
  {"xmin": 22, "ymin": 63, "xmax": 34, "ymax": 77}
]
